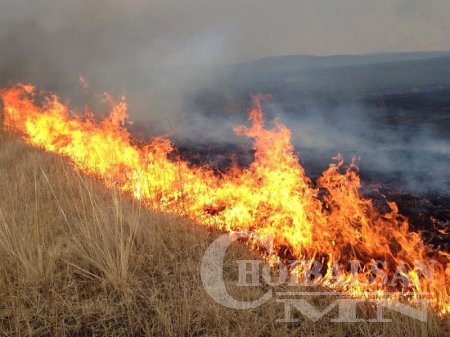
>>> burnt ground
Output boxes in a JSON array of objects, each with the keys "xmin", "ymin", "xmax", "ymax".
[
  {"xmin": 175, "ymin": 86, "xmax": 450, "ymax": 253},
  {"xmin": 363, "ymin": 186, "xmax": 450, "ymax": 252},
  {"xmin": 176, "ymin": 143, "xmax": 450, "ymax": 252},
  {"xmin": 127, "ymin": 81, "xmax": 450, "ymax": 254}
]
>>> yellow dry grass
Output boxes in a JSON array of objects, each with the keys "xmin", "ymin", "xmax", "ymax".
[{"xmin": 0, "ymin": 130, "xmax": 448, "ymax": 336}]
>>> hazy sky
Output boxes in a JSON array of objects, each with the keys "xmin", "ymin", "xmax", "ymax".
[{"xmin": 1, "ymin": 0, "xmax": 450, "ymax": 68}]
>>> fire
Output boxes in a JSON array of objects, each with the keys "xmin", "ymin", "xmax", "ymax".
[{"xmin": 1, "ymin": 84, "xmax": 449, "ymax": 314}]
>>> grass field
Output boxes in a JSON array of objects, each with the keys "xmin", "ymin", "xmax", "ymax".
[{"xmin": 0, "ymin": 129, "xmax": 448, "ymax": 336}]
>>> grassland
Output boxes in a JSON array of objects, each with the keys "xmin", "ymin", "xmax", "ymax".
[{"xmin": 0, "ymin": 130, "xmax": 448, "ymax": 336}]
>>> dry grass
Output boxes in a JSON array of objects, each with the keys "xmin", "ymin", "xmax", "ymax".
[{"xmin": 0, "ymin": 130, "xmax": 448, "ymax": 336}]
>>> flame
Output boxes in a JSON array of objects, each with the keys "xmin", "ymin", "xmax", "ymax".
[{"xmin": 1, "ymin": 84, "xmax": 449, "ymax": 314}]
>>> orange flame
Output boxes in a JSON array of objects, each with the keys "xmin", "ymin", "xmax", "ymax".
[{"xmin": 1, "ymin": 84, "xmax": 449, "ymax": 314}]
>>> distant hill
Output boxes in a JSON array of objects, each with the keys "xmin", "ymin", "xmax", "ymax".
[
  {"xmin": 233, "ymin": 51, "xmax": 450, "ymax": 73},
  {"xmin": 222, "ymin": 51, "xmax": 450, "ymax": 95}
]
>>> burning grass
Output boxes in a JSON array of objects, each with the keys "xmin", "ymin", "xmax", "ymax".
[
  {"xmin": 0, "ymin": 83, "xmax": 449, "ymax": 335},
  {"xmin": 1, "ymin": 84, "xmax": 449, "ymax": 313},
  {"xmin": 0, "ymin": 130, "xmax": 449, "ymax": 336}
]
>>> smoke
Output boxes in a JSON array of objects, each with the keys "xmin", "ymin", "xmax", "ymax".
[
  {"xmin": 0, "ymin": 0, "xmax": 237, "ymax": 133},
  {"xmin": 0, "ymin": 0, "xmax": 449, "ymax": 193},
  {"xmin": 2, "ymin": 0, "xmax": 450, "ymax": 85},
  {"xmin": 266, "ymin": 101, "xmax": 450, "ymax": 193}
]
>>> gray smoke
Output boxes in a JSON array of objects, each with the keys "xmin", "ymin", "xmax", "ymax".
[
  {"xmin": 0, "ymin": 0, "xmax": 237, "ymax": 133},
  {"xmin": 0, "ymin": 0, "xmax": 449, "ymax": 193}
]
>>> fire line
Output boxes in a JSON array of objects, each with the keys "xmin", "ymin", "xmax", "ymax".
[{"xmin": 1, "ymin": 84, "xmax": 448, "ymax": 315}]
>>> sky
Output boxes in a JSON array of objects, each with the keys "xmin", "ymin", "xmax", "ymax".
[{"xmin": 1, "ymin": 0, "xmax": 450, "ymax": 69}]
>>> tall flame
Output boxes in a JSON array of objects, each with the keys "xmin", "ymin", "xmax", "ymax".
[{"xmin": 1, "ymin": 84, "xmax": 449, "ymax": 314}]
